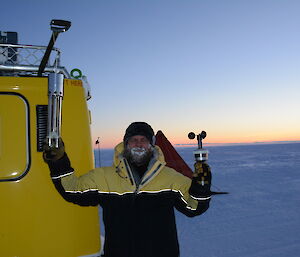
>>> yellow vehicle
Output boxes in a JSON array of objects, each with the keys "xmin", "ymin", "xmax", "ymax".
[{"xmin": 0, "ymin": 20, "xmax": 101, "ymax": 256}]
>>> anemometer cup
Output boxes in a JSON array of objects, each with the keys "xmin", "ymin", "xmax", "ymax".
[{"xmin": 188, "ymin": 130, "xmax": 209, "ymax": 162}]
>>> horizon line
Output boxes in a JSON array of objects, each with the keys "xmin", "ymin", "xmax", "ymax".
[
  {"xmin": 175, "ymin": 140, "xmax": 300, "ymax": 147},
  {"xmin": 94, "ymin": 140, "xmax": 300, "ymax": 150}
]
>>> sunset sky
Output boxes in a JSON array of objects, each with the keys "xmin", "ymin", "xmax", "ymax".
[{"xmin": 2, "ymin": 0, "xmax": 300, "ymax": 148}]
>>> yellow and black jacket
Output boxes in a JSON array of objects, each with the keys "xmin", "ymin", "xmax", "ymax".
[{"xmin": 49, "ymin": 143, "xmax": 210, "ymax": 257}]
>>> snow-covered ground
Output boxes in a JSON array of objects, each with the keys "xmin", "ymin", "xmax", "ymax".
[{"xmin": 95, "ymin": 143, "xmax": 300, "ymax": 257}]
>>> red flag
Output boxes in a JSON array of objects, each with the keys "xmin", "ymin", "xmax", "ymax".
[{"xmin": 155, "ymin": 130, "xmax": 193, "ymax": 178}]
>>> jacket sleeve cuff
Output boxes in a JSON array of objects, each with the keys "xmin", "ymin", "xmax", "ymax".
[
  {"xmin": 46, "ymin": 153, "xmax": 74, "ymax": 179},
  {"xmin": 189, "ymin": 178, "xmax": 211, "ymax": 200}
]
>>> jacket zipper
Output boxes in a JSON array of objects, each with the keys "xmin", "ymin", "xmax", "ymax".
[
  {"xmin": 124, "ymin": 159, "xmax": 163, "ymax": 196},
  {"xmin": 134, "ymin": 163, "xmax": 163, "ymax": 195},
  {"xmin": 123, "ymin": 158, "xmax": 135, "ymax": 187}
]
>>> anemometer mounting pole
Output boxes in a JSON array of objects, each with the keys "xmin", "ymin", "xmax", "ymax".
[
  {"xmin": 38, "ymin": 19, "xmax": 71, "ymax": 77},
  {"xmin": 43, "ymin": 19, "xmax": 71, "ymax": 148}
]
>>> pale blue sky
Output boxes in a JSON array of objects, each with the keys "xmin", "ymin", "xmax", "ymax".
[{"xmin": 2, "ymin": 0, "xmax": 300, "ymax": 147}]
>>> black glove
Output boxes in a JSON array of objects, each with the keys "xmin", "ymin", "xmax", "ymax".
[
  {"xmin": 43, "ymin": 138, "xmax": 65, "ymax": 162},
  {"xmin": 43, "ymin": 138, "xmax": 74, "ymax": 177},
  {"xmin": 189, "ymin": 162, "xmax": 212, "ymax": 199}
]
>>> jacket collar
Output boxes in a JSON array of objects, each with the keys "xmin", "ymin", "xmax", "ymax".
[{"xmin": 113, "ymin": 142, "xmax": 166, "ymax": 189}]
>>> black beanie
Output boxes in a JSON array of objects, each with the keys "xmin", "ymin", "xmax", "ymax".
[{"xmin": 123, "ymin": 122, "xmax": 155, "ymax": 145}]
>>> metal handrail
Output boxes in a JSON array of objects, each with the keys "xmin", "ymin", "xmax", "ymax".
[
  {"xmin": 0, "ymin": 43, "xmax": 69, "ymax": 77},
  {"xmin": 0, "ymin": 64, "xmax": 70, "ymax": 78},
  {"xmin": 0, "ymin": 43, "xmax": 60, "ymax": 51}
]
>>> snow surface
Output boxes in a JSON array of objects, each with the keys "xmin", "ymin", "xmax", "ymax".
[{"xmin": 94, "ymin": 143, "xmax": 300, "ymax": 257}]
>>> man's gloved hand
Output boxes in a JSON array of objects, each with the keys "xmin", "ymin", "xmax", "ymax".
[
  {"xmin": 189, "ymin": 162, "xmax": 212, "ymax": 199},
  {"xmin": 43, "ymin": 138, "xmax": 65, "ymax": 162}
]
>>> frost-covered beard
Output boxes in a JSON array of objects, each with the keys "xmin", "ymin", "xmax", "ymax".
[{"xmin": 124, "ymin": 145, "xmax": 154, "ymax": 166}]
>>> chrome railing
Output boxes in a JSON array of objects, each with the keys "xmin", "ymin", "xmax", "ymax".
[{"xmin": 0, "ymin": 44, "xmax": 70, "ymax": 77}]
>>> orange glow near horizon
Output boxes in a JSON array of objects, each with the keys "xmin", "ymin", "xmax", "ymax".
[{"xmin": 92, "ymin": 132, "xmax": 300, "ymax": 149}]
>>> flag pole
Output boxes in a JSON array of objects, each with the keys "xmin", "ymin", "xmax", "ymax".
[{"xmin": 95, "ymin": 137, "xmax": 101, "ymax": 167}]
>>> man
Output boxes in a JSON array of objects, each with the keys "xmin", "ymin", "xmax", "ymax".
[{"xmin": 44, "ymin": 122, "xmax": 211, "ymax": 257}]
